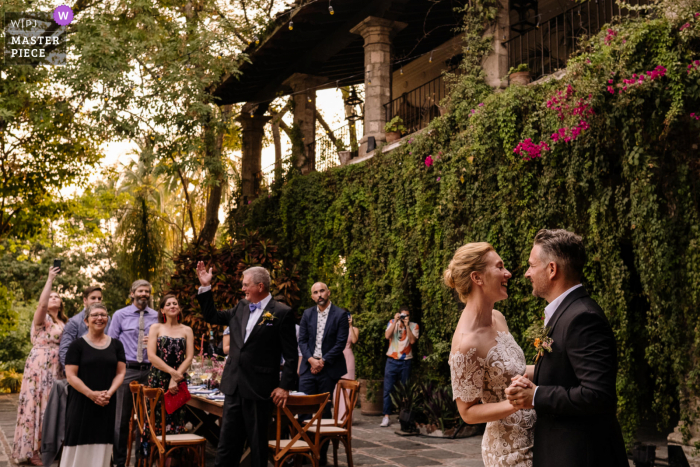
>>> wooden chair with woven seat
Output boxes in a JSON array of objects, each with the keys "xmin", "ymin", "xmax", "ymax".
[
  {"xmin": 309, "ymin": 379, "xmax": 360, "ymax": 467},
  {"xmin": 142, "ymin": 387, "xmax": 207, "ymax": 467},
  {"xmin": 268, "ymin": 393, "xmax": 330, "ymax": 467},
  {"xmin": 126, "ymin": 381, "xmax": 148, "ymax": 467},
  {"xmin": 319, "ymin": 378, "xmax": 358, "ymax": 427}
]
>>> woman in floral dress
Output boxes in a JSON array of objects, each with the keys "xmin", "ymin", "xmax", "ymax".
[
  {"xmin": 146, "ymin": 294, "xmax": 194, "ymax": 434},
  {"xmin": 12, "ymin": 266, "xmax": 68, "ymax": 465}
]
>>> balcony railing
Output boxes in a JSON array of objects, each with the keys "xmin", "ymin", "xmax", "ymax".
[
  {"xmin": 384, "ymin": 75, "xmax": 446, "ymax": 135},
  {"xmin": 505, "ymin": 0, "xmax": 649, "ymax": 81},
  {"xmin": 308, "ymin": 121, "xmax": 364, "ymax": 172}
]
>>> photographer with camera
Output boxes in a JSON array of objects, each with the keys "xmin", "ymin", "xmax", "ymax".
[{"xmin": 380, "ymin": 305, "xmax": 419, "ymax": 427}]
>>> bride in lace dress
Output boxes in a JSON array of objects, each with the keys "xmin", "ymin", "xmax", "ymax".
[{"xmin": 444, "ymin": 242, "xmax": 536, "ymax": 467}]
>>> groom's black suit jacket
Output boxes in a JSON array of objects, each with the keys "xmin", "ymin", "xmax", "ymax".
[
  {"xmin": 532, "ymin": 287, "xmax": 628, "ymax": 467},
  {"xmin": 197, "ymin": 290, "xmax": 298, "ymax": 400}
]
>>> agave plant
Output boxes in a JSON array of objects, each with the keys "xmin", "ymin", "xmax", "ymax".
[{"xmin": 419, "ymin": 381, "xmax": 464, "ymax": 433}]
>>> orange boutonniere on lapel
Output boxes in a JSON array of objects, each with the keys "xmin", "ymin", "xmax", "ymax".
[
  {"xmin": 525, "ymin": 320, "xmax": 553, "ymax": 362},
  {"xmin": 259, "ymin": 311, "xmax": 277, "ymax": 326}
]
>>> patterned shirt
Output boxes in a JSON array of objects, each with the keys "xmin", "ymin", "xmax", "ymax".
[
  {"xmin": 313, "ymin": 302, "xmax": 331, "ymax": 359},
  {"xmin": 386, "ymin": 320, "xmax": 419, "ymax": 360}
]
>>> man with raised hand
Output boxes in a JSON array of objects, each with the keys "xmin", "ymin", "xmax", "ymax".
[{"xmin": 196, "ymin": 262, "xmax": 298, "ymax": 467}]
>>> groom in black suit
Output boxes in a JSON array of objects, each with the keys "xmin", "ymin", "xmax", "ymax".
[
  {"xmin": 196, "ymin": 262, "xmax": 298, "ymax": 467},
  {"xmin": 505, "ymin": 229, "xmax": 628, "ymax": 467}
]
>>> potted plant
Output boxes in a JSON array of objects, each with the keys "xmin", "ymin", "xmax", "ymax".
[
  {"xmin": 355, "ymin": 314, "xmax": 389, "ymax": 415},
  {"xmin": 508, "ymin": 63, "xmax": 531, "ymax": 86},
  {"xmin": 384, "ymin": 116, "xmax": 407, "ymax": 143},
  {"xmin": 390, "ymin": 381, "xmax": 421, "ymax": 433}
]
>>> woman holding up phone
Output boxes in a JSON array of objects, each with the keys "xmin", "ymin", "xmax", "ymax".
[{"xmin": 12, "ymin": 266, "xmax": 68, "ymax": 465}]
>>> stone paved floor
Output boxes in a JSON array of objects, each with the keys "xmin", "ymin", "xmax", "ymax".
[{"xmin": 0, "ymin": 394, "xmax": 648, "ymax": 467}]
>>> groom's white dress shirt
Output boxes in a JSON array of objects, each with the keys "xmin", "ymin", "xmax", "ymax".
[
  {"xmin": 533, "ymin": 283, "xmax": 583, "ymax": 405},
  {"xmin": 544, "ymin": 284, "xmax": 583, "ymax": 326},
  {"xmin": 198, "ymin": 285, "xmax": 271, "ymax": 342}
]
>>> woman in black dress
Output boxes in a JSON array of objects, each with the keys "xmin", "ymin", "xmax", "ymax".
[
  {"xmin": 62, "ymin": 303, "xmax": 126, "ymax": 467},
  {"xmin": 146, "ymin": 294, "xmax": 194, "ymax": 434}
]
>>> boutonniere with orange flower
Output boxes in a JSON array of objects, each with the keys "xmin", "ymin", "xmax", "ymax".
[
  {"xmin": 525, "ymin": 321, "xmax": 553, "ymax": 362},
  {"xmin": 259, "ymin": 311, "xmax": 277, "ymax": 326}
]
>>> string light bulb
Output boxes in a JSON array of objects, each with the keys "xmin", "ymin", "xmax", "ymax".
[
  {"xmin": 255, "ymin": 35, "xmax": 260, "ymax": 44},
  {"xmin": 329, "ymin": 0, "xmax": 334, "ymax": 15},
  {"xmin": 307, "ymin": 95, "xmax": 312, "ymax": 103},
  {"xmin": 289, "ymin": 20, "xmax": 293, "ymax": 30},
  {"xmin": 250, "ymin": 111, "xmax": 254, "ymax": 117},
  {"xmin": 429, "ymin": 50, "xmax": 433, "ymax": 63},
  {"xmin": 400, "ymin": 65, "xmax": 403, "ymax": 75}
]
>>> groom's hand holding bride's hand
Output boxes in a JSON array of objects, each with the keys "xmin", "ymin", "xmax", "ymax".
[{"xmin": 505, "ymin": 374, "xmax": 536, "ymax": 410}]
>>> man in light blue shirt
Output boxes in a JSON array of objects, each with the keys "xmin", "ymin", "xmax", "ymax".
[
  {"xmin": 59, "ymin": 285, "xmax": 110, "ymax": 367},
  {"xmin": 108, "ymin": 279, "xmax": 159, "ymax": 467}
]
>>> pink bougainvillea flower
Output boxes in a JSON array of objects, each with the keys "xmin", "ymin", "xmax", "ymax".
[
  {"xmin": 695, "ymin": 12, "xmax": 699, "ymax": 18},
  {"xmin": 608, "ymin": 86, "xmax": 615, "ymax": 94},
  {"xmin": 608, "ymin": 79, "xmax": 614, "ymax": 84},
  {"xmin": 680, "ymin": 23, "xmax": 691, "ymax": 31},
  {"xmin": 478, "ymin": 103, "xmax": 484, "ymax": 107},
  {"xmin": 437, "ymin": 177, "xmax": 441, "ymax": 181},
  {"xmin": 424, "ymin": 155, "xmax": 433, "ymax": 167}
]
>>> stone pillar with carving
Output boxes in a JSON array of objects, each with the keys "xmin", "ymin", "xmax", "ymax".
[
  {"xmin": 351, "ymin": 17, "xmax": 407, "ymax": 157},
  {"xmin": 283, "ymin": 73, "xmax": 327, "ymax": 174},
  {"xmin": 237, "ymin": 114, "xmax": 272, "ymax": 203},
  {"xmin": 482, "ymin": 0, "xmax": 510, "ymax": 89}
]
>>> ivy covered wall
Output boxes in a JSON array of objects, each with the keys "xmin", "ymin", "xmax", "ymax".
[{"xmin": 231, "ymin": 2, "xmax": 700, "ymax": 443}]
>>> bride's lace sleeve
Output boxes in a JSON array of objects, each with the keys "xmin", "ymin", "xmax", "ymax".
[{"xmin": 449, "ymin": 348, "xmax": 484, "ymax": 403}]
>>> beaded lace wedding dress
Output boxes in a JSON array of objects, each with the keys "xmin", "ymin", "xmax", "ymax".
[{"xmin": 449, "ymin": 331, "xmax": 536, "ymax": 467}]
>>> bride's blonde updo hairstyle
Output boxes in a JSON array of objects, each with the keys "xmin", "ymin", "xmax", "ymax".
[{"xmin": 443, "ymin": 242, "xmax": 495, "ymax": 303}]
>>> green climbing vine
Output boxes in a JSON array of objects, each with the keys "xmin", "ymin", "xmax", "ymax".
[{"xmin": 231, "ymin": 0, "xmax": 700, "ymax": 445}]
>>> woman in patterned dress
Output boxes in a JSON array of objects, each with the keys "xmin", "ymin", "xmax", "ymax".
[
  {"xmin": 146, "ymin": 294, "xmax": 194, "ymax": 434},
  {"xmin": 444, "ymin": 243, "xmax": 536, "ymax": 467},
  {"xmin": 12, "ymin": 266, "xmax": 67, "ymax": 465}
]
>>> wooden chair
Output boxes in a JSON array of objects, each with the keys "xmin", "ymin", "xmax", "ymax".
[
  {"xmin": 309, "ymin": 380, "xmax": 360, "ymax": 467},
  {"xmin": 268, "ymin": 393, "xmax": 330, "ymax": 467},
  {"xmin": 320, "ymin": 378, "xmax": 358, "ymax": 426},
  {"xmin": 126, "ymin": 381, "xmax": 148, "ymax": 467},
  {"xmin": 142, "ymin": 387, "xmax": 207, "ymax": 467}
]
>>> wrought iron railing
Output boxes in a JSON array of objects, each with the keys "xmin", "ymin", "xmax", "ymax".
[
  {"xmin": 384, "ymin": 75, "xmax": 446, "ymax": 135},
  {"xmin": 308, "ymin": 121, "xmax": 364, "ymax": 172},
  {"xmin": 505, "ymin": 0, "xmax": 649, "ymax": 81},
  {"xmin": 258, "ymin": 156, "xmax": 292, "ymax": 187}
]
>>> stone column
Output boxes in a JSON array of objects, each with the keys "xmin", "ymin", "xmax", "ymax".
[
  {"xmin": 351, "ymin": 17, "xmax": 407, "ymax": 157},
  {"xmin": 483, "ymin": 0, "xmax": 510, "ymax": 89},
  {"xmin": 237, "ymin": 114, "xmax": 271, "ymax": 203},
  {"xmin": 283, "ymin": 73, "xmax": 327, "ymax": 173}
]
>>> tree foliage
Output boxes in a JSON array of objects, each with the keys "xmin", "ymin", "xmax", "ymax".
[{"xmin": 167, "ymin": 231, "xmax": 301, "ymax": 352}]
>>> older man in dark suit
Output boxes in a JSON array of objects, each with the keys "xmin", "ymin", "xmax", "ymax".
[
  {"xmin": 196, "ymin": 263, "xmax": 298, "ymax": 467},
  {"xmin": 298, "ymin": 282, "xmax": 349, "ymax": 465}
]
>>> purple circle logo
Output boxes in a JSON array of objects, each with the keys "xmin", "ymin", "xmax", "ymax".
[{"xmin": 53, "ymin": 5, "xmax": 73, "ymax": 26}]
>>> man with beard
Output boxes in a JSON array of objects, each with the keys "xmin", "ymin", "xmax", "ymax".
[
  {"xmin": 297, "ymin": 282, "xmax": 349, "ymax": 465},
  {"xmin": 107, "ymin": 280, "xmax": 159, "ymax": 467}
]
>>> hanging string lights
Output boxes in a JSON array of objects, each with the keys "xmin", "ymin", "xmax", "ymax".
[
  {"xmin": 328, "ymin": 0, "xmax": 334, "ymax": 15},
  {"xmin": 289, "ymin": 20, "xmax": 293, "ymax": 30}
]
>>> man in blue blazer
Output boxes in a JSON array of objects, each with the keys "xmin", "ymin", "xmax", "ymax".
[{"xmin": 298, "ymin": 282, "xmax": 349, "ymax": 464}]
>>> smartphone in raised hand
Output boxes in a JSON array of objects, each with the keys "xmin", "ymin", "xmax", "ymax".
[{"xmin": 53, "ymin": 259, "xmax": 62, "ymax": 273}]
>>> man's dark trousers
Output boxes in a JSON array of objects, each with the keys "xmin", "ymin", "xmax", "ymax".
[
  {"xmin": 113, "ymin": 366, "xmax": 150, "ymax": 466},
  {"xmin": 216, "ymin": 389, "xmax": 273, "ymax": 467},
  {"xmin": 298, "ymin": 367, "xmax": 337, "ymax": 420}
]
